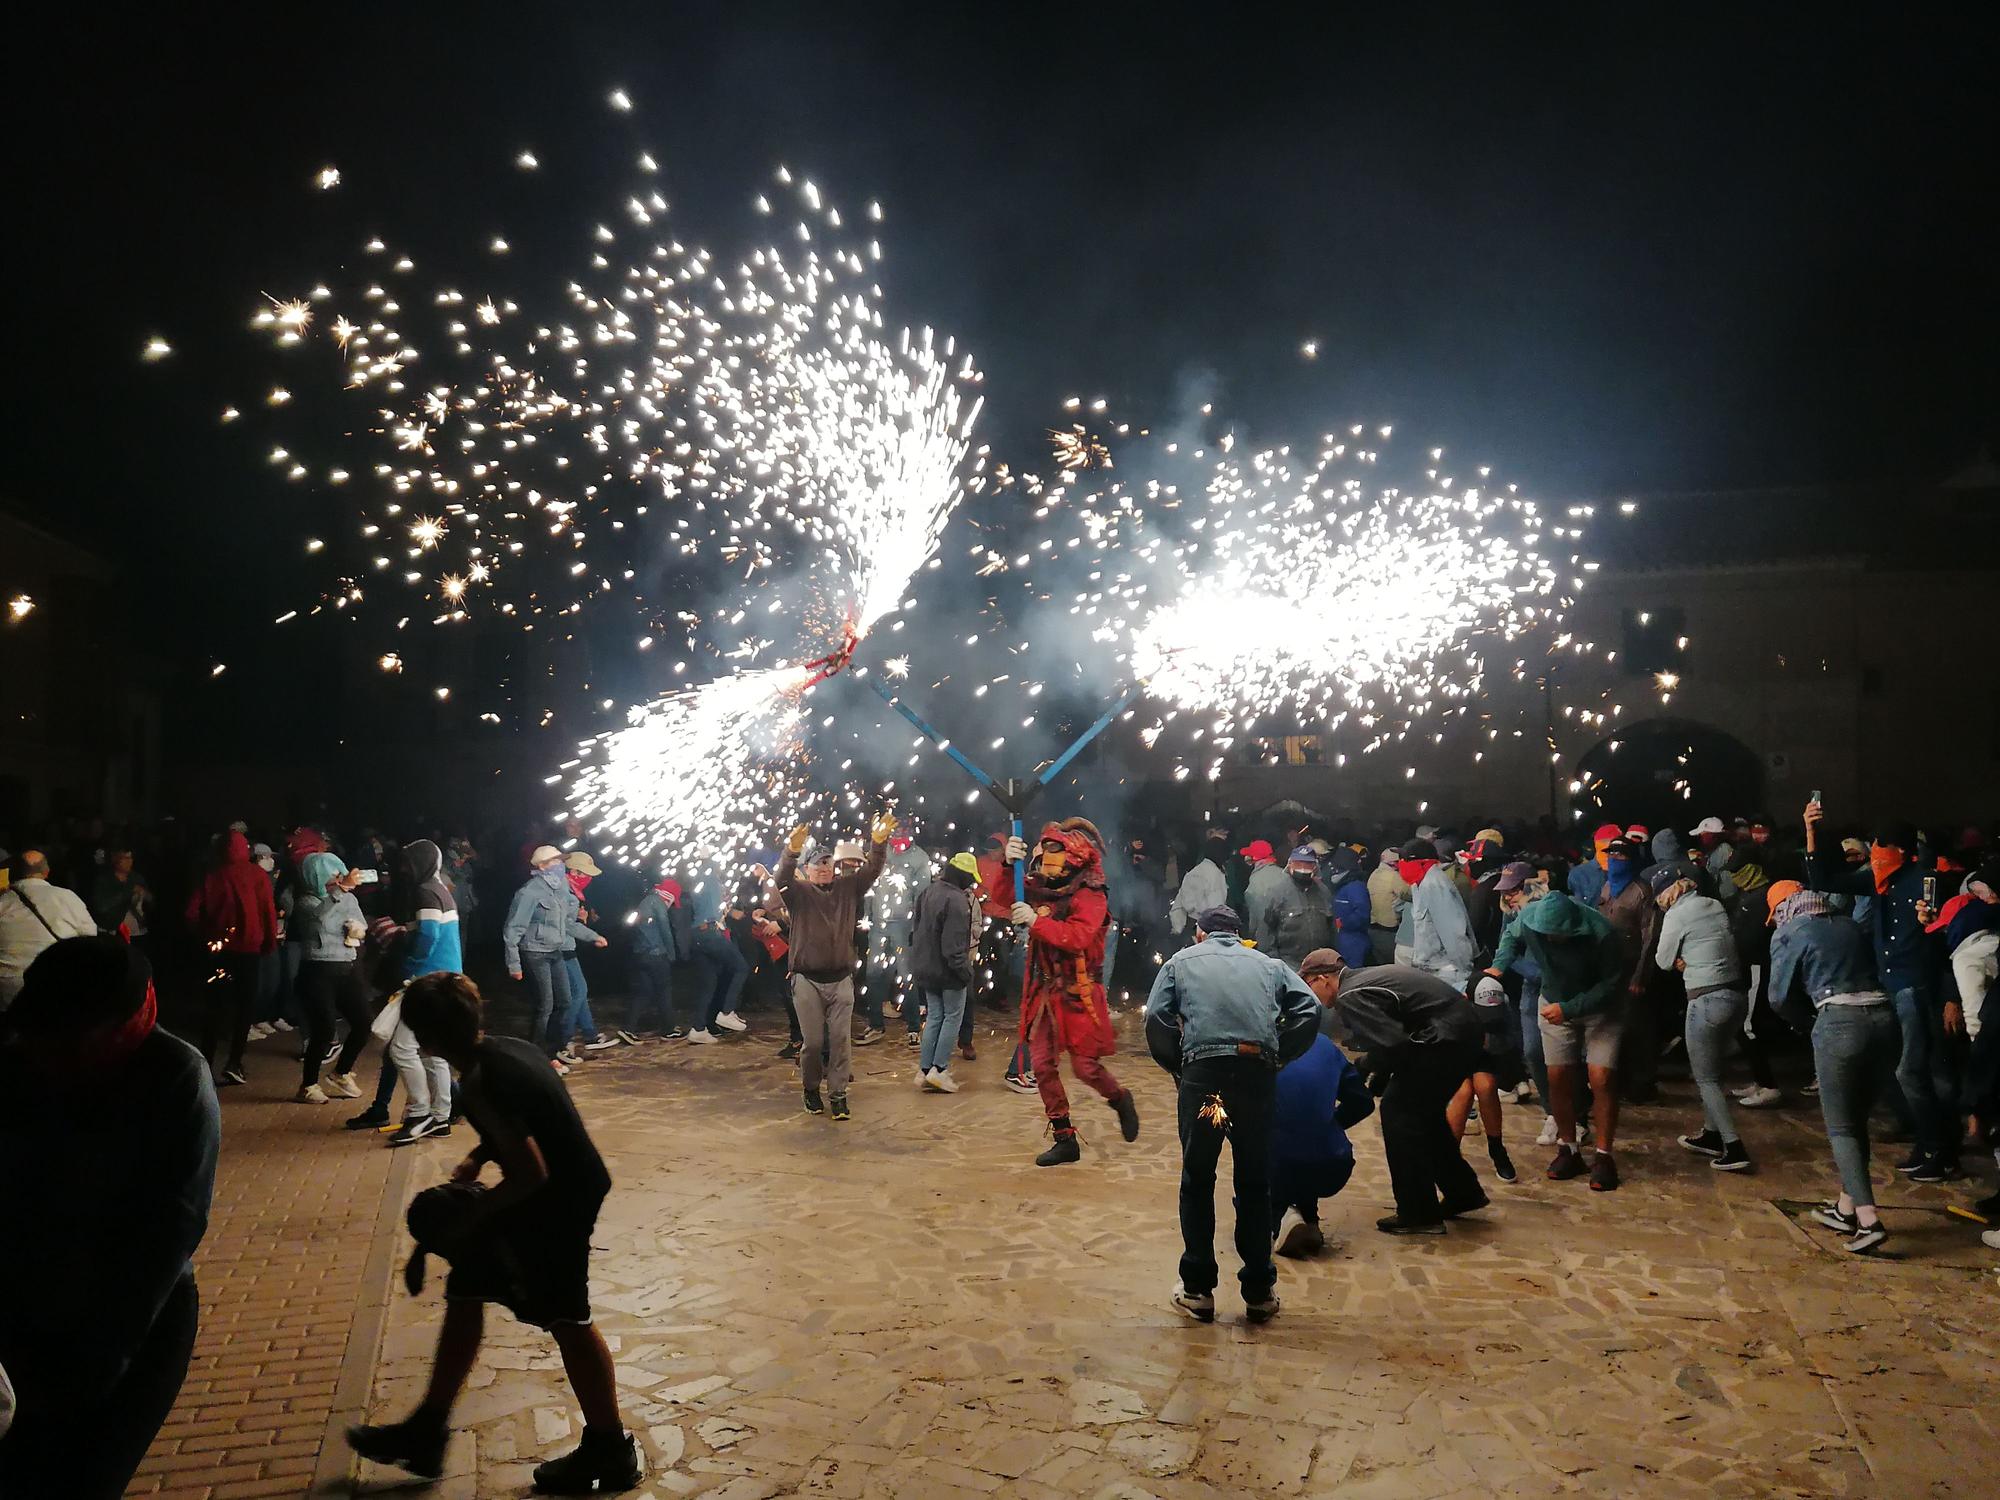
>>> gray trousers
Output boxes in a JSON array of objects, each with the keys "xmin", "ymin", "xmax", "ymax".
[{"xmin": 792, "ymin": 973, "xmax": 855, "ymax": 1095}]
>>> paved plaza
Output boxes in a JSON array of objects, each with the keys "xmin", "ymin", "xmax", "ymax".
[{"xmin": 138, "ymin": 1006, "xmax": 1997, "ymax": 1499}]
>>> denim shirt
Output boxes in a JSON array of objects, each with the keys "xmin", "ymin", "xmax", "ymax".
[
  {"xmin": 292, "ymin": 889, "xmax": 362, "ymax": 963},
  {"xmin": 1769, "ymin": 914, "xmax": 1882, "ymax": 1032},
  {"xmin": 502, "ymin": 870, "xmax": 600, "ymax": 971},
  {"xmin": 1144, "ymin": 934, "xmax": 1320, "ymax": 1066}
]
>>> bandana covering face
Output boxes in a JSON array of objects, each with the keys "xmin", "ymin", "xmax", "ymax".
[
  {"xmin": 1868, "ymin": 844, "xmax": 1906, "ymax": 896},
  {"xmin": 1397, "ymin": 858, "xmax": 1437, "ymax": 888},
  {"xmin": 1604, "ymin": 856, "xmax": 1636, "ymax": 900}
]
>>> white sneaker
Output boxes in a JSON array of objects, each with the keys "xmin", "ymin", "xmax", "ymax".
[
  {"xmin": 294, "ymin": 1084, "xmax": 329, "ymax": 1104},
  {"xmin": 931, "ymin": 1069, "xmax": 960, "ymax": 1094},
  {"xmin": 1982, "ymin": 1228, "xmax": 2000, "ymax": 1251},
  {"xmin": 687, "ymin": 1028, "xmax": 719, "ymax": 1045},
  {"xmin": 323, "ymin": 1072, "xmax": 363, "ymax": 1099},
  {"xmin": 1737, "ymin": 1086, "xmax": 1783, "ymax": 1109},
  {"xmin": 1275, "ymin": 1208, "xmax": 1324, "ymax": 1258},
  {"xmin": 271, "ymin": 1018, "xmax": 296, "ymax": 1033},
  {"xmin": 247, "ymin": 1022, "xmax": 272, "ymax": 1041},
  {"xmin": 714, "ymin": 1012, "xmax": 748, "ymax": 1033},
  {"xmin": 1535, "ymin": 1114, "xmax": 1560, "ymax": 1146},
  {"xmin": 918, "ymin": 1069, "xmax": 937, "ymax": 1089}
]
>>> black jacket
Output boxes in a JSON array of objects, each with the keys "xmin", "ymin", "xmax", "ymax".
[
  {"xmin": 1330, "ymin": 963, "xmax": 1484, "ymax": 1070},
  {"xmin": 909, "ymin": 877, "xmax": 976, "ymax": 990}
]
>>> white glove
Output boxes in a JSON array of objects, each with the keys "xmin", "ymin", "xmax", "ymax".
[
  {"xmin": 1010, "ymin": 901, "xmax": 1037, "ymax": 927},
  {"xmin": 1004, "ymin": 835, "xmax": 1027, "ymax": 863}
]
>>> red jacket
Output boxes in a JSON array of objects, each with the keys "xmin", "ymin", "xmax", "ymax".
[
  {"xmin": 1018, "ymin": 883, "xmax": 1115, "ymax": 1059},
  {"xmin": 186, "ymin": 831, "xmax": 279, "ymax": 955}
]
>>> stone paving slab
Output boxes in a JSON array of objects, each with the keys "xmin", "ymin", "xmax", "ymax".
[{"xmin": 328, "ymin": 1005, "xmax": 1999, "ymax": 1498}]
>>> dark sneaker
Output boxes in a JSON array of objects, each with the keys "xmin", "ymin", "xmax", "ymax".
[
  {"xmin": 1547, "ymin": 1145, "xmax": 1588, "ymax": 1181},
  {"xmin": 960, "ymin": 1041, "xmax": 977, "ymax": 1061},
  {"xmin": 1908, "ymin": 1158, "xmax": 1962, "ymax": 1184},
  {"xmin": 854, "ymin": 1029, "xmax": 884, "ymax": 1048},
  {"xmin": 665, "ymin": 1027, "xmax": 689, "ymax": 1041},
  {"xmin": 1170, "ymin": 1281, "xmax": 1215, "ymax": 1322},
  {"xmin": 802, "ymin": 1088, "xmax": 824, "ymax": 1116},
  {"xmin": 217, "ymin": 1068, "xmax": 247, "ymax": 1087},
  {"xmin": 776, "ymin": 1039, "xmax": 801, "ymax": 1060},
  {"xmin": 1678, "ymin": 1127, "xmax": 1725, "ymax": 1158},
  {"xmin": 1244, "ymin": 1291, "xmax": 1281, "ymax": 1324},
  {"xmin": 1589, "ymin": 1153, "xmax": 1620, "ymax": 1192},
  {"xmin": 1842, "ymin": 1222, "xmax": 1889, "ymax": 1255},
  {"xmin": 1487, "ymin": 1140, "xmax": 1517, "ymax": 1184},
  {"xmin": 1810, "ymin": 1202, "xmax": 1859, "ymax": 1234},
  {"xmin": 829, "ymin": 1094, "xmax": 851, "ymax": 1121},
  {"xmin": 532, "ymin": 1428, "xmax": 643, "ymax": 1494},
  {"xmin": 1005, "ymin": 1073, "xmax": 1039, "ymax": 1095},
  {"xmin": 904, "ymin": 1030, "xmax": 920, "ymax": 1048},
  {"xmin": 347, "ymin": 1415, "xmax": 448, "ymax": 1479},
  {"xmin": 1441, "ymin": 1189, "xmax": 1491, "ymax": 1218},
  {"xmin": 1035, "ymin": 1133, "xmax": 1081, "ymax": 1167},
  {"xmin": 1375, "ymin": 1214, "xmax": 1446, "ymax": 1236},
  {"xmin": 1895, "ymin": 1148, "xmax": 1928, "ymax": 1175},
  {"xmin": 1111, "ymin": 1091, "xmax": 1141, "ymax": 1143},
  {"xmin": 614, "ymin": 1029, "xmax": 640, "ymax": 1045},
  {"xmin": 345, "ymin": 1106, "xmax": 393, "ymax": 1132},
  {"xmin": 389, "ymin": 1116, "xmax": 447, "ymax": 1148},
  {"xmin": 1711, "ymin": 1139, "xmax": 1753, "ymax": 1172}
]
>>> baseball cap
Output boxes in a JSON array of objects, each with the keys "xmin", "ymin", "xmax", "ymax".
[
  {"xmin": 1286, "ymin": 845, "xmax": 1320, "ymax": 867},
  {"xmin": 833, "ymin": 840, "xmax": 864, "ymax": 863},
  {"xmin": 1689, "ymin": 816, "xmax": 1725, "ymax": 836},
  {"xmin": 1493, "ymin": 861, "xmax": 1535, "ymax": 893},
  {"xmin": 1298, "ymin": 948, "xmax": 1345, "ymax": 978},
  {"xmin": 1399, "ymin": 837, "xmax": 1440, "ymax": 861},
  {"xmin": 564, "ymin": 851, "xmax": 602, "ymax": 877},
  {"xmin": 1194, "ymin": 905, "xmax": 1242, "ymax": 934},
  {"xmin": 1239, "ymin": 839, "xmax": 1275, "ymax": 863},
  {"xmin": 1475, "ymin": 827, "xmax": 1504, "ymax": 844},
  {"xmin": 1472, "ymin": 974, "xmax": 1508, "ymax": 1008},
  {"xmin": 1644, "ymin": 863, "xmax": 1689, "ymax": 895},
  {"xmin": 1592, "ymin": 823, "xmax": 1622, "ymax": 844},
  {"xmin": 529, "ymin": 844, "xmax": 562, "ymax": 867},
  {"xmin": 1764, "ymin": 879, "xmax": 1803, "ymax": 923},
  {"xmin": 1624, "ymin": 824, "xmax": 1650, "ymax": 841}
]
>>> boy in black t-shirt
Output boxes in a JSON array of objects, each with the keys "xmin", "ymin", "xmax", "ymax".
[{"xmin": 345, "ymin": 973, "xmax": 642, "ymax": 1494}]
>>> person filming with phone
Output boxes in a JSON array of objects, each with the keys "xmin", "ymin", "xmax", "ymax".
[{"xmin": 1803, "ymin": 800, "xmax": 1963, "ymax": 1183}]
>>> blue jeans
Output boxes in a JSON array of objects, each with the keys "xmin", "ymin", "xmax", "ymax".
[
  {"xmin": 917, "ymin": 985, "xmax": 967, "ymax": 1073},
  {"xmin": 557, "ymin": 953, "xmax": 595, "ymax": 1044},
  {"xmin": 1517, "ymin": 973, "xmax": 1550, "ymax": 1104},
  {"xmin": 690, "ymin": 926, "xmax": 748, "ymax": 1028},
  {"xmin": 1891, "ymin": 986, "xmax": 1957, "ymax": 1163},
  {"xmin": 1685, "ymin": 987, "xmax": 1747, "ymax": 1140},
  {"xmin": 1813, "ymin": 1002, "xmax": 1902, "ymax": 1208},
  {"xmin": 520, "ymin": 950, "xmax": 573, "ymax": 1058}
]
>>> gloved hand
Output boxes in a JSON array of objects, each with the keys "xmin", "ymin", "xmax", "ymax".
[
  {"xmin": 786, "ymin": 824, "xmax": 811, "ymax": 855},
  {"xmin": 870, "ymin": 810, "xmax": 899, "ymax": 845},
  {"xmin": 1010, "ymin": 901, "xmax": 1038, "ymax": 927},
  {"xmin": 1004, "ymin": 835, "xmax": 1027, "ymax": 863}
]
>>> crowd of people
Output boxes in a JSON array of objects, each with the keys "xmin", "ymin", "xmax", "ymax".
[{"xmin": 1, "ymin": 799, "xmax": 1995, "ymax": 1494}]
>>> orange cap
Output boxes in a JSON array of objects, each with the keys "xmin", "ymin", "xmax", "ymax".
[{"xmin": 1764, "ymin": 878, "xmax": 1803, "ymax": 923}]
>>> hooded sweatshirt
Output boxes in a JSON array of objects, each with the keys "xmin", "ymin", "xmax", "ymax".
[
  {"xmin": 184, "ymin": 831, "xmax": 279, "ymax": 956},
  {"xmin": 1491, "ymin": 893, "xmax": 1625, "ymax": 1020},
  {"xmin": 400, "ymin": 839, "xmax": 462, "ymax": 980},
  {"xmin": 293, "ymin": 853, "xmax": 363, "ymax": 963}
]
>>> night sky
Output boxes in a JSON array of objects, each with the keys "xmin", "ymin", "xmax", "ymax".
[{"xmin": 8, "ymin": 4, "xmax": 1995, "ymax": 671}]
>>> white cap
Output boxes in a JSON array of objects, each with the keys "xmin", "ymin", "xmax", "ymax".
[
  {"xmin": 1688, "ymin": 816, "xmax": 1725, "ymax": 836},
  {"xmin": 833, "ymin": 840, "xmax": 865, "ymax": 864},
  {"xmin": 1415, "ymin": 824, "xmax": 1439, "ymax": 840},
  {"xmin": 1472, "ymin": 974, "xmax": 1508, "ymax": 1007},
  {"xmin": 530, "ymin": 844, "xmax": 562, "ymax": 866}
]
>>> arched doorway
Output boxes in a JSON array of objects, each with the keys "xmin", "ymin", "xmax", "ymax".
[{"xmin": 1571, "ymin": 718, "xmax": 1763, "ymax": 835}]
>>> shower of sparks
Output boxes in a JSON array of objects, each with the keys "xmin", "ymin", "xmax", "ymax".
[
  {"xmin": 316, "ymin": 166, "xmax": 341, "ymax": 190},
  {"xmin": 1050, "ymin": 425, "xmax": 1112, "ymax": 471},
  {"xmin": 6, "ymin": 595, "xmax": 35, "ymax": 622},
  {"xmin": 1196, "ymin": 1094, "xmax": 1231, "ymax": 1132}
]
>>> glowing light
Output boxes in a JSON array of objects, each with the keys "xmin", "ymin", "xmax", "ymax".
[
  {"xmin": 6, "ymin": 595, "xmax": 34, "ymax": 622},
  {"xmin": 316, "ymin": 166, "xmax": 341, "ymax": 190},
  {"xmin": 142, "ymin": 336, "xmax": 172, "ymax": 362}
]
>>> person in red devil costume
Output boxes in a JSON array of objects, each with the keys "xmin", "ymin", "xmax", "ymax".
[{"xmin": 1006, "ymin": 818, "xmax": 1142, "ymax": 1165}]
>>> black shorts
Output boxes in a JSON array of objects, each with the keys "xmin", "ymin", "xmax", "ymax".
[{"xmin": 445, "ymin": 1192, "xmax": 604, "ymax": 1328}]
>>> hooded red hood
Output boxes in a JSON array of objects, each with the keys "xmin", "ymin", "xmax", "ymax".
[
  {"xmin": 222, "ymin": 830, "xmax": 252, "ymax": 863},
  {"xmin": 654, "ymin": 877, "xmax": 683, "ymax": 906}
]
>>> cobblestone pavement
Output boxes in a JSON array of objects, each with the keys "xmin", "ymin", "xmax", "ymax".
[
  {"xmin": 128, "ymin": 1031, "xmax": 410, "ymax": 1500},
  {"xmin": 324, "ymin": 1003, "xmax": 2000, "ymax": 1499}
]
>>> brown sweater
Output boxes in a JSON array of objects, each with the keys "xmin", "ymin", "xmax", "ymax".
[{"xmin": 774, "ymin": 840, "xmax": 886, "ymax": 980}]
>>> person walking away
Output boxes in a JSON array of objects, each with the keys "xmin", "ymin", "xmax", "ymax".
[
  {"xmin": 1241, "ymin": 840, "xmax": 1287, "ymax": 942},
  {"xmin": 863, "ymin": 833, "xmax": 930, "ymax": 1041},
  {"xmin": 1006, "ymin": 820, "xmax": 1142, "ymax": 1163},
  {"xmin": 1364, "ymin": 847, "xmax": 1408, "ymax": 966},
  {"xmin": 292, "ymin": 853, "xmax": 375, "ymax": 1102},
  {"xmin": 1768, "ymin": 889, "xmax": 1897, "ymax": 1252},
  {"xmin": 776, "ymin": 815, "xmax": 892, "ymax": 1120},
  {"xmin": 1723, "ymin": 850, "xmax": 1785, "ymax": 1107},
  {"xmin": 911, "ymin": 852, "xmax": 979, "ymax": 1091},
  {"xmin": 684, "ymin": 874, "xmax": 751, "ymax": 1040},
  {"xmin": 0, "ymin": 851, "xmax": 98, "ymax": 1012},
  {"xmin": 1146, "ymin": 907, "xmax": 1319, "ymax": 1320},
  {"xmin": 1596, "ymin": 838, "xmax": 1663, "ymax": 1104},
  {"xmin": 182, "ymin": 830, "xmax": 280, "ymax": 1085},
  {"xmin": 345, "ymin": 973, "xmax": 642, "ymax": 1491},
  {"xmin": 349, "ymin": 840, "xmax": 461, "ymax": 1141},
  {"xmin": 1169, "ymin": 828, "xmax": 1232, "ymax": 948},
  {"xmin": 0, "ymin": 936, "xmax": 219, "ymax": 1500},
  {"xmin": 1316, "ymin": 955, "xmax": 1487, "ymax": 1234},
  {"xmin": 1487, "ymin": 883, "xmax": 1628, "ymax": 1190},
  {"xmin": 627, "ymin": 873, "xmax": 686, "ymax": 1040},
  {"xmin": 1283, "ymin": 949, "xmax": 1378, "ymax": 1253},
  {"xmin": 557, "ymin": 852, "xmax": 622, "ymax": 1057},
  {"xmin": 1651, "ymin": 863, "xmax": 1753, "ymax": 1171},
  {"xmin": 1804, "ymin": 807, "xmax": 1961, "ymax": 1181},
  {"xmin": 502, "ymin": 847, "xmax": 602, "ymax": 1071},
  {"xmin": 1254, "ymin": 845, "xmax": 1336, "ymax": 970},
  {"xmin": 1325, "ymin": 847, "xmax": 1374, "ymax": 970},
  {"xmin": 1398, "ymin": 838, "xmax": 1478, "ymax": 991}
]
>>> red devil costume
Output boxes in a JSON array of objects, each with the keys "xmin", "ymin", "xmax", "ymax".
[{"xmin": 1011, "ymin": 818, "xmax": 1141, "ymax": 1165}]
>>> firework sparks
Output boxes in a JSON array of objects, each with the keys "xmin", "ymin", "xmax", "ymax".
[
  {"xmin": 6, "ymin": 594, "xmax": 34, "ymax": 622},
  {"xmin": 141, "ymin": 336, "xmax": 172, "ymax": 362},
  {"xmin": 1196, "ymin": 1094, "xmax": 1231, "ymax": 1132}
]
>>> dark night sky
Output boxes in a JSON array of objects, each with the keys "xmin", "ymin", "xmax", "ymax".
[{"xmin": 7, "ymin": 2, "xmax": 1995, "ymax": 658}]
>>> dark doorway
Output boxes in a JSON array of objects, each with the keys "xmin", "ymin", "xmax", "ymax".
[{"xmin": 1571, "ymin": 719, "xmax": 1763, "ymax": 836}]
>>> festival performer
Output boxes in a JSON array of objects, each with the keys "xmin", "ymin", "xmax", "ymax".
[{"xmin": 1005, "ymin": 819, "xmax": 1142, "ymax": 1165}]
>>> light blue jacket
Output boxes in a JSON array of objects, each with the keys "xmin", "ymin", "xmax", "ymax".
[
  {"xmin": 1769, "ymin": 911, "xmax": 1882, "ymax": 1032},
  {"xmin": 1653, "ymin": 895, "xmax": 1743, "ymax": 993},
  {"xmin": 502, "ymin": 867, "xmax": 600, "ymax": 971},
  {"xmin": 1144, "ymin": 933, "xmax": 1320, "ymax": 1067},
  {"xmin": 1409, "ymin": 865, "xmax": 1477, "ymax": 989},
  {"xmin": 293, "ymin": 889, "xmax": 363, "ymax": 963}
]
